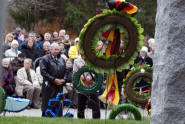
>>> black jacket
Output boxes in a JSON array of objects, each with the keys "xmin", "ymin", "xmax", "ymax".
[
  {"xmin": 40, "ymin": 53, "xmax": 67, "ymax": 112},
  {"xmin": 65, "ymin": 67, "xmax": 73, "ymax": 82},
  {"xmin": 21, "ymin": 44, "xmax": 40, "ymax": 61},
  {"xmin": 40, "ymin": 53, "xmax": 67, "ymax": 82},
  {"xmin": 9, "ymin": 57, "xmax": 24, "ymax": 75},
  {"xmin": 134, "ymin": 55, "xmax": 153, "ymax": 67}
]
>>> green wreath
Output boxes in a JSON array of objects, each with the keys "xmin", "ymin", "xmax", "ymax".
[
  {"xmin": 0, "ymin": 86, "xmax": 6, "ymax": 114},
  {"xmin": 123, "ymin": 65, "xmax": 153, "ymax": 106},
  {"xmin": 72, "ymin": 66, "xmax": 103, "ymax": 93},
  {"xmin": 109, "ymin": 104, "xmax": 142, "ymax": 120},
  {"xmin": 79, "ymin": 9, "xmax": 144, "ymax": 74}
]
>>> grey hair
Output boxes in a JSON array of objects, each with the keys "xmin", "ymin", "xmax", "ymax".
[
  {"xmin": 50, "ymin": 43, "xmax": 59, "ymax": 50},
  {"xmin": 2, "ymin": 58, "xmax": 10, "ymax": 64},
  {"xmin": 28, "ymin": 32, "xmax": 36, "ymax": 37},
  {"xmin": 24, "ymin": 58, "xmax": 32, "ymax": 64}
]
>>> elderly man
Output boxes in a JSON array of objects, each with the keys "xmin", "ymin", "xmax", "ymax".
[
  {"xmin": 15, "ymin": 58, "xmax": 41, "ymax": 109},
  {"xmin": 40, "ymin": 43, "xmax": 67, "ymax": 116}
]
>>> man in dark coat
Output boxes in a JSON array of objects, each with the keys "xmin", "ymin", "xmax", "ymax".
[{"xmin": 40, "ymin": 43, "xmax": 67, "ymax": 116}]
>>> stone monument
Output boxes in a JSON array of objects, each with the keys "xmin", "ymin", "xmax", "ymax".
[
  {"xmin": 0, "ymin": 0, "xmax": 6, "ymax": 83},
  {"xmin": 151, "ymin": 0, "xmax": 185, "ymax": 124}
]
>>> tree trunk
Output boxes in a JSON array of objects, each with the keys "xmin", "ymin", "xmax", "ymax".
[{"xmin": 151, "ymin": 0, "xmax": 185, "ymax": 124}]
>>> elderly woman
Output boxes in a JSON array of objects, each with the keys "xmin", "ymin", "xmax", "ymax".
[
  {"xmin": 4, "ymin": 40, "xmax": 21, "ymax": 62},
  {"xmin": 21, "ymin": 39, "xmax": 40, "ymax": 61},
  {"xmin": 147, "ymin": 38, "xmax": 155, "ymax": 59},
  {"xmin": 40, "ymin": 41, "xmax": 50, "ymax": 57},
  {"xmin": 1, "ymin": 58, "xmax": 15, "ymax": 96},
  {"xmin": 134, "ymin": 46, "xmax": 153, "ymax": 67}
]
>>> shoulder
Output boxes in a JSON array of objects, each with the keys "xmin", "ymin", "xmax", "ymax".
[
  {"xmin": 42, "ymin": 54, "xmax": 51, "ymax": 60},
  {"xmin": 17, "ymin": 67, "xmax": 25, "ymax": 73},
  {"xmin": 30, "ymin": 69, "xmax": 36, "ymax": 74},
  {"xmin": 146, "ymin": 56, "xmax": 152, "ymax": 60},
  {"xmin": 69, "ymin": 46, "xmax": 76, "ymax": 50},
  {"xmin": 5, "ymin": 49, "xmax": 11, "ymax": 53}
]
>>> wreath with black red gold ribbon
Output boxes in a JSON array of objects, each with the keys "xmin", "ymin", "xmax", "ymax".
[
  {"xmin": 72, "ymin": 66, "xmax": 103, "ymax": 93},
  {"xmin": 123, "ymin": 64, "xmax": 153, "ymax": 106},
  {"xmin": 78, "ymin": 9, "xmax": 144, "ymax": 74}
]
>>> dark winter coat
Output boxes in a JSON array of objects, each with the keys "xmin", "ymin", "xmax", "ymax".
[
  {"xmin": 39, "ymin": 49, "xmax": 50, "ymax": 57},
  {"xmin": 134, "ymin": 55, "xmax": 153, "ymax": 67},
  {"xmin": 2, "ymin": 67, "xmax": 15, "ymax": 96},
  {"xmin": 40, "ymin": 53, "xmax": 67, "ymax": 112},
  {"xmin": 65, "ymin": 67, "xmax": 73, "ymax": 82},
  {"xmin": 9, "ymin": 57, "xmax": 24, "ymax": 75},
  {"xmin": 21, "ymin": 44, "xmax": 40, "ymax": 61}
]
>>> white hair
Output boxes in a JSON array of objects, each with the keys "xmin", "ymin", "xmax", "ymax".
[
  {"xmin": 148, "ymin": 38, "xmax": 155, "ymax": 45},
  {"xmin": 50, "ymin": 43, "xmax": 59, "ymax": 50},
  {"xmin": 59, "ymin": 29, "xmax": 66, "ymax": 34}
]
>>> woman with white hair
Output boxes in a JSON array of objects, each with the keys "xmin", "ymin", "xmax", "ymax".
[
  {"xmin": 4, "ymin": 40, "xmax": 21, "ymax": 62},
  {"xmin": 134, "ymin": 46, "xmax": 153, "ymax": 67},
  {"xmin": 147, "ymin": 38, "xmax": 155, "ymax": 59},
  {"xmin": 1, "ymin": 58, "xmax": 15, "ymax": 96}
]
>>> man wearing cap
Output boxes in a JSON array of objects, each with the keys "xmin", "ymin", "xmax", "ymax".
[
  {"xmin": 12, "ymin": 30, "xmax": 22, "ymax": 45},
  {"xmin": 134, "ymin": 46, "xmax": 153, "ymax": 67},
  {"xmin": 68, "ymin": 37, "xmax": 79, "ymax": 59}
]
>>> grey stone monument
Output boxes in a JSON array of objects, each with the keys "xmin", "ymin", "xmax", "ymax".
[
  {"xmin": 151, "ymin": 0, "xmax": 185, "ymax": 124},
  {"xmin": 0, "ymin": 0, "xmax": 7, "ymax": 83}
]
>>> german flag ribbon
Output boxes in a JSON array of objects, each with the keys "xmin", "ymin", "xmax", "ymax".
[
  {"xmin": 99, "ymin": 30, "xmax": 120, "ymax": 110},
  {"xmin": 108, "ymin": 0, "xmax": 138, "ymax": 15}
]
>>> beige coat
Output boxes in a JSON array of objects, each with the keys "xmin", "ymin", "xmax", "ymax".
[
  {"xmin": 36, "ymin": 66, "xmax": 43, "ymax": 85},
  {"xmin": 15, "ymin": 67, "xmax": 40, "ymax": 96}
]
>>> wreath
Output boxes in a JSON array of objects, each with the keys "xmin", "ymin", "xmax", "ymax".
[
  {"xmin": 0, "ymin": 86, "xmax": 6, "ymax": 114},
  {"xmin": 72, "ymin": 66, "xmax": 103, "ymax": 93},
  {"xmin": 123, "ymin": 65, "xmax": 153, "ymax": 106},
  {"xmin": 79, "ymin": 9, "xmax": 144, "ymax": 74},
  {"xmin": 109, "ymin": 104, "xmax": 142, "ymax": 120}
]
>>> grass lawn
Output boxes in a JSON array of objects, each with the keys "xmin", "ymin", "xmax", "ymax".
[{"xmin": 0, "ymin": 116, "xmax": 150, "ymax": 124}]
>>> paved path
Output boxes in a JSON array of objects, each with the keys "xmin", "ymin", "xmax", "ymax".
[{"xmin": 1, "ymin": 108, "xmax": 149, "ymax": 119}]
